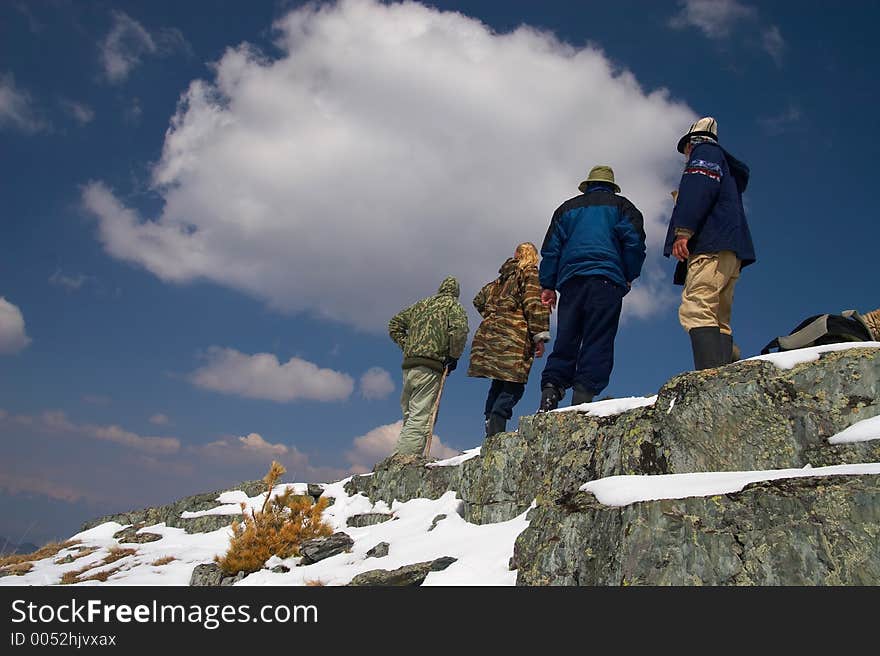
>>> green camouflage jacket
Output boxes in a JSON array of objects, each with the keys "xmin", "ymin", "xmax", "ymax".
[
  {"xmin": 467, "ymin": 259, "xmax": 550, "ymax": 383},
  {"xmin": 388, "ymin": 277, "xmax": 470, "ymax": 372}
]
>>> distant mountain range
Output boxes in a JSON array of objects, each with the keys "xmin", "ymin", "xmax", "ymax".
[{"xmin": 0, "ymin": 536, "xmax": 39, "ymax": 556}]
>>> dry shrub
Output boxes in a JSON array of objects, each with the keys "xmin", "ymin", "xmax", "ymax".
[
  {"xmin": 216, "ymin": 461, "xmax": 333, "ymax": 575},
  {"xmin": 151, "ymin": 556, "xmax": 177, "ymax": 566},
  {"xmin": 60, "ymin": 547, "xmax": 137, "ymax": 584},
  {"xmin": 0, "ymin": 540, "xmax": 79, "ymax": 569},
  {"xmin": 3, "ymin": 562, "xmax": 34, "ymax": 576},
  {"xmin": 305, "ymin": 579, "xmax": 326, "ymax": 586},
  {"xmin": 54, "ymin": 547, "xmax": 99, "ymax": 565}
]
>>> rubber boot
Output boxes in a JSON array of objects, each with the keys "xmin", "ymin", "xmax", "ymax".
[
  {"xmin": 720, "ymin": 333, "xmax": 734, "ymax": 365},
  {"xmin": 538, "ymin": 384, "xmax": 563, "ymax": 413},
  {"xmin": 689, "ymin": 326, "xmax": 724, "ymax": 370},
  {"xmin": 571, "ymin": 384, "xmax": 594, "ymax": 406},
  {"xmin": 486, "ymin": 414, "xmax": 507, "ymax": 437}
]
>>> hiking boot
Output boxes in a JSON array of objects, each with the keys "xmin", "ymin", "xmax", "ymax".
[
  {"xmin": 538, "ymin": 384, "xmax": 563, "ymax": 413},
  {"xmin": 571, "ymin": 385, "xmax": 594, "ymax": 406},
  {"xmin": 720, "ymin": 333, "xmax": 734, "ymax": 364},
  {"xmin": 689, "ymin": 326, "xmax": 725, "ymax": 370},
  {"xmin": 486, "ymin": 414, "xmax": 507, "ymax": 437}
]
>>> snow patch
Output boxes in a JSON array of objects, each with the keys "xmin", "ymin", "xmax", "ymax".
[
  {"xmin": 426, "ymin": 447, "xmax": 481, "ymax": 468},
  {"xmin": 828, "ymin": 415, "xmax": 880, "ymax": 445},
  {"xmin": 553, "ymin": 395, "xmax": 657, "ymax": 416},
  {"xmin": 581, "ymin": 462, "xmax": 880, "ymax": 507},
  {"xmin": 746, "ymin": 341, "xmax": 880, "ymax": 370}
]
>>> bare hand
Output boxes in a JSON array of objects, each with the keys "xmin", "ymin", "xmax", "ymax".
[
  {"xmin": 672, "ymin": 236, "xmax": 690, "ymax": 262},
  {"xmin": 534, "ymin": 341, "xmax": 545, "ymax": 358},
  {"xmin": 541, "ymin": 289, "xmax": 557, "ymax": 310}
]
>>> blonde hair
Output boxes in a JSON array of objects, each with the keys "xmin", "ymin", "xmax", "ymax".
[{"xmin": 514, "ymin": 242, "xmax": 539, "ymax": 270}]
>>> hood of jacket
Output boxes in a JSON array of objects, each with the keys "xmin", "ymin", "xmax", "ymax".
[
  {"xmin": 438, "ymin": 276, "xmax": 460, "ymax": 298},
  {"xmin": 721, "ymin": 146, "xmax": 750, "ymax": 194},
  {"xmin": 498, "ymin": 257, "xmax": 520, "ymax": 279}
]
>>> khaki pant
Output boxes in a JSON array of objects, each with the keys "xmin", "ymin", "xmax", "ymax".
[
  {"xmin": 679, "ymin": 251, "xmax": 741, "ymax": 335},
  {"xmin": 395, "ymin": 366, "xmax": 443, "ymax": 456}
]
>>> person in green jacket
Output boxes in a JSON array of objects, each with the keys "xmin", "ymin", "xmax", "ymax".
[{"xmin": 388, "ymin": 276, "xmax": 469, "ymax": 458}]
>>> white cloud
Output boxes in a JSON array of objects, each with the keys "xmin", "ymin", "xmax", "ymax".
[
  {"xmin": 100, "ymin": 11, "xmax": 157, "ymax": 83},
  {"xmin": 189, "ymin": 347, "xmax": 355, "ymax": 402},
  {"xmin": 61, "ymin": 99, "xmax": 95, "ymax": 125},
  {"xmin": 345, "ymin": 420, "xmax": 458, "ymax": 473},
  {"xmin": 359, "ymin": 367, "xmax": 395, "ymax": 400},
  {"xmin": 32, "ymin": 410, "xmax": 181, "ymax": 455},
  {"xmin": 0, "ymin": 297, "xmax": 32, "ymax": 354},
  {"xmin": 82, "ymin": 0, "xmax": 695, "ymax": 332},
  {"xmin": 762, "ymin": 26, "xmax": 785, "ymax": 66},
  {"xmin": 149, "ymin": 413, "xmax": 170, "ymax": 425},
  {"xmin": 0, "ymin": 72, "xmax": 47, "ymax": 133},
  {"xmin": 758, "ymin": 104, "xmax": 801, "ymax": 136},
  {"xmin": 669, "ymin": 0, "xmax": 755, "ymax": 39},
  {"xmin": 49, "ymin": 268, "xmax": 90, "ymax": 291},
  {"xmin": 99, "ymin": 11, "xmax": 190, "ymax": 84}
]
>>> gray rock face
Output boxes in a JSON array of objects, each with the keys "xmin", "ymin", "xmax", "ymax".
[
  {"xmin": 344, "ymin": 456, "xmax": 462, "ymax": 505},
  {"xmin": 514, "ymin": 475, "xmax": 880, "ymax": 585},
  {"xmin": 366, "ymin": 542, "xmax": 390, "ymax": 558},
  {"xmin": 112, "ymin": 525, "xmax": 162, "ymax": 544},
  {"xmin": 346, "ymin": 513, "xmax": 394, "ymax": 528},
  {"xmin": 428, "ymin": 514, "xmax": 447, "ymax": 531},
  {"xmin": 189, "ymin": 563, "xmax": 247, "ymax": 586},
  {"xmin": 460, "ymin": 348, "xmax": 880, "ymax": 525},
  {"xmin": 82, "ymin": 480, "xmax": 266, "ymax": 534},
  {"xmin": 299, "ymin": 532, "xmax": 354, "ymax": 565},
  {"xmin": 347, "ymin": 557, "xmax": 457, "ymax": 586}
]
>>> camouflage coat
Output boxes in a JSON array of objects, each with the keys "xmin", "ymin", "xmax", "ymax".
[
  {"xmin": 467, "ymin": 259, "xmax": 550, "ymax": 383},
  {"xmin": 388, "ymin": 276, "xmax": 470, "ymax": 372},
  {"xmin": 864, "ymin": 308, "xmax": 880, "ymax": 341}
]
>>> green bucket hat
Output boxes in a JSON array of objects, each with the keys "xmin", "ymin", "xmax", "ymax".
[{"xmin": 578, "ymin": 165, "xmax": 620, "ymax": 194}]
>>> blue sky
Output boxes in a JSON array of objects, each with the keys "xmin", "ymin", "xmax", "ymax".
[{"xmin": 1, "ymin": 0, "xmax": 878, "ymax": 545}]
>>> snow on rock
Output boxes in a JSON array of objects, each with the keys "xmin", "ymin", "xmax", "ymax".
[
  {"xmin": 828, "ymin": 415, "xmax": 880, "ymax": 444},
  {"xmin": 746, "ymin": 341, "xmax": 880, "ymax": 370},
  {"xmin": 553, "ymin": 395, "xmax": 657, "ymax": 416},
  {"xmin": 426, "ymin": 447, "xmax": 481, "ymax": 468},
  {"xmin": 581, "ymin": 462, "xmax": 880, "ymax": 507}
]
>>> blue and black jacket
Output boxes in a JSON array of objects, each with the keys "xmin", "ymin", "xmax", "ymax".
[
  {"xmin": 539, "ymin": 183, "xmax": 647, "ymax": 293},
  {"xmin": 663, "ymin": 141, "xmax": 756, "ymax": 274}
]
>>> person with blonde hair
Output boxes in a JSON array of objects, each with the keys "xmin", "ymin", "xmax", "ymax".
[{"xmin": 468, "ymin": 242, "xmax": 550, "ymax": 436}]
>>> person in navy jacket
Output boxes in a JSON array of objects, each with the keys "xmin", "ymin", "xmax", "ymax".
[
  {"xmin": 663, "ymin": 117, "xmax": 756, "ymax": 370},
  {"xmin": 537, "ymin": 165, "xmax": 646, "ymax": 411}
]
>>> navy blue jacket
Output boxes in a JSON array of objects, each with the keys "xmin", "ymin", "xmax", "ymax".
[
  {"xmin": 540, "ymin": 183, "xmax": 647, "ymax": 293},
  {"xmin": 663, "ymin": 141, "xmax": 756, "ymax": 272}
]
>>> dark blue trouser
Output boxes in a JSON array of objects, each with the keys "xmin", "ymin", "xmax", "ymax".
[
  {"xmin": 541, "ymin": 275, "xmax": 624, "ymax": 396},
  {"xmin": 484, "ymin": 379, "xmax": 525, "ymax": 420}
]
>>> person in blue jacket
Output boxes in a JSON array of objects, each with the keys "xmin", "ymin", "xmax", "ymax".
[
  {"xmin": 663, "ymin": 117, "xmax": 756, "ymax": 370},
  {"xmin": 537, "ymin": 165, "xmax": 646, "ymax": 412}
]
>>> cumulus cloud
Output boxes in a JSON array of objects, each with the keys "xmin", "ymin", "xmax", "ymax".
[
  {"xmin": 345, "ymin": 420, "xmax": 458, "ymax": 473},
  {"xmin": 188, "ymin": 347, "xmax": 355, "ymax": 402},
  {"xmin": 60, "ymin": 99, "xmax": 95, "ymax": 125},
  {"xmin": 99, "ymin": 11, "xmax": 190, "ymax": 83},
  {"xmin": 0, "ymin": 471, "xmax": 96, "ymax": 504},
  {"xmin": 31, "ymin": 410, "xmax": 180, "ymax": 455},
  {"xmin": 149, "ymin": 413, "xmax": 170, "ymax": 425},
  {"xmin": 0, "ymin": 73, "xmax": 47, "ymax": 133},
  {"xmin": 82, "ymin": 0, "xmax": 695, "ymax": 332},
  {"xmin": 359, "ymin": 367, "xmax": 395, "ymax": 400},
  {"xmin": 0, "ymin": 297, "xmax": 32, "ymax": 354}
]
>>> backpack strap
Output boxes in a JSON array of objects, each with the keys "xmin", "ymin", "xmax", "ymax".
[
  {"xmin": 842, "ymin": 309, "xmax": 873, "ymax": 336},
  {"xmin": 777, "ymin": 314, "xmax": 830, "ymax": 351}
]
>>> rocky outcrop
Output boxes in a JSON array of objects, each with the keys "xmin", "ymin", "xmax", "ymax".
[
  {"xmin": 344, "ymin": 456, "xmax": 461, "ymax": 505},
  {"xmin": 299, "ymin": 532, "xmax": 354, "ymax": 565},
  {"xmin": 347, "ymin": 557, "xmax": 457, "ymax": 586},
  {"xmin": 189, "ymin": 563, "xmax": 247, "ymax": 586},
  {"xmin": 461, "ymin": 348, "xmax": 880, "ymax": 525},
  {"xmin": 81, "ymin": 480, "xmax": 266, "ymax": 534},
  {"xmin": 346, "ymin": 513, "xmax": 394, "ymax": 528},
  {"xmin": 513, "ymin": 474, "xmax": 880, "ymax": 585}
]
